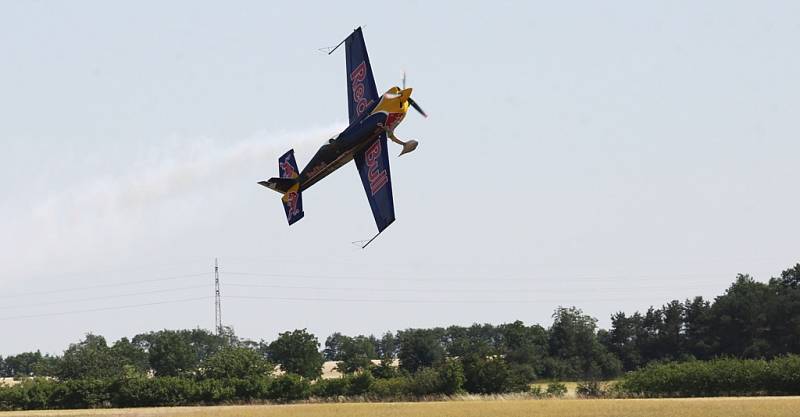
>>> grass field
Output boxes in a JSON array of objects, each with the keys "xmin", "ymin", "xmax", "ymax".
[{"xmin": 1, "ymin": 397, "xmax": 799, "ymax": 417}]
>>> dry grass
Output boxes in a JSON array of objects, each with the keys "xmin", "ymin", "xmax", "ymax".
[{"xmin": 2, "ymin": 397, "xmax": 799, "ymax": 417}]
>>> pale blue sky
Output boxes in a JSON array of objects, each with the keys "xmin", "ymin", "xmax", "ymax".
[{"xmin": 2, "ymin": 1, "xmax": 799, "ymax": 355}]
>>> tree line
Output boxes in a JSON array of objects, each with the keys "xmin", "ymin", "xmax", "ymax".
[{"xmin": 0, "ymin": 263, "xmax": 798, "ymax": 408}]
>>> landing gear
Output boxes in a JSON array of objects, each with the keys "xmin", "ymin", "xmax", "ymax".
[{"xmin": 380, "ymin": 124, "xmax": 419, "ymax": 156}]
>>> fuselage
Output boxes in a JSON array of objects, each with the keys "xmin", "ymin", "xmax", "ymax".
[{"xmin": 296, "ymin": 87, "xmax": 412, "ymax": 192}]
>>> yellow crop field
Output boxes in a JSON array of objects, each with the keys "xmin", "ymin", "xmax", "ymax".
[{"xmin": 2, "ymin": 397, "xmax": 799, "ymax": 417}]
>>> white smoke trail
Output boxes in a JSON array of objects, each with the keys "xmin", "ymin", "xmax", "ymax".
[
  {"xmin": 32, "ymin": 123, "xmax": 344, "ymax": 220},
  {"xmin": 0, "ymin": 123, "xmax": 345, "ymax": 279}
]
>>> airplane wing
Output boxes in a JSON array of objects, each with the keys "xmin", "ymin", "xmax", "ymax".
[
  {"xmin": 354, "ymin": 133, "xmax": 395, "ymax": 237},
  {"xmin": 345, "ymin": 27, "xmax": 379, "ymax": 123}
]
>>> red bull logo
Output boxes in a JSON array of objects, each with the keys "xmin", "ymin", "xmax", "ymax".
[
  {"xmin": 385, "ymin": 112, "xmax": 405, "ymax": 130},
  {"xmin": 284, "ymin": 191, "xmax": 300, "ymax": 218},
  {"xmin": 280, "ymin": 160, "xmax": 298, "ymax": 179},
  {"xmin": 365, "ymin": 140, "xmax": 388, "ymax": 195},
  {"xmin": 350, "ymin": 61, "xmax": 373, "ymax": 116}
]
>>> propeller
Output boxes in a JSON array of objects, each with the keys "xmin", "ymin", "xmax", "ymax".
[
  {"xmin": 402, "ymin": 71, "xmax": 428, "ymax": 118},
  {"xmin": 407, "ymin": 97, "xmax": 428, "ymax": 118}
]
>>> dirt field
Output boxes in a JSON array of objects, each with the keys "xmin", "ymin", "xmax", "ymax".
[{"xmin": 1, "ymin": 397, "xmax": 798, "ymax": 417}]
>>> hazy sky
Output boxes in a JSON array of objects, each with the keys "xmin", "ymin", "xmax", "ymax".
[{"xmin": 2, "ymin": 1, "xmax": 799, "ymax": 355}]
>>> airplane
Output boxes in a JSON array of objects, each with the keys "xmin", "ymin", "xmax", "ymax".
[{"xmin": 259, "ymin": 27, "xmax": 426, "ymax": 247}]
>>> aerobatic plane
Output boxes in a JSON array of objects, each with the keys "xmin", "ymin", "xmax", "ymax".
[{"xmin": 259, "ymin": 27, "xmax": 426, "ymax": 247}]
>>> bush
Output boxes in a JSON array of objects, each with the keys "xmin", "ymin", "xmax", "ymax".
[
  {"xmin": 347, "ymin": 372, "xmax": 373, "ymax": 396},
  {"xmin": 266, "ymin": 374, "xmax": 310, "ymax": 402},
  {"xmin": 196, "ymin": 378, "xmax": 235, "ymax": 403},
  {"xmin": 19, "ymin": 378, "xmax": 57, "ymax": 410},
  {"xmin": 230, "ymin": 376, "xmax": 271, "ymax": 400},
  {"xmin": 462, "ymin": 355, "xmax": 515, "ymax": 394},
  {"xmin": 407, "ymin": 368, "xmax": 440, "ymax": 396},
  {"xmin": 0, "ymin": 383, "xmax": 27, "ymax": 411},
  {"xmin": 370, "ymin": 360, "xmax": 399, "ymax": 379},
  {"xmin": 50, "ymin": 378, "xmax": 113, "ymax": 408},
  {"xmin": 311, "ymin": 378, "xmax": 350, "ymax": 398},
  {"xmin": 546, "ymin": 382, "xmax": 567, "ymax": 397},
  {"xmin": 620, "ymin": 355, "xmax": 800, "ymax": 397},
  {"xmin": 576, "ymin": 380, "xmax": 607, "ymax": 398},
  {"xmin": 368, "ymin": 377, "xmax": 408, "ymax": 398},
  {"xmin": 200, "ymin": 347, "xmax": 272, "ymax": 380},
  {"xmin": 114, "ymin": 376, "xmax": 198, "ymax": 407},
  {"xmin": 437, "ymin": 360, "xmax": 465, "ymax": 395}
]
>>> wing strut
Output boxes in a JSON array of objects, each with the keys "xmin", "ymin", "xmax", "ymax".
[{"xmin": 359, "ymin": 231, "xmax": 384, "ymax": 249}]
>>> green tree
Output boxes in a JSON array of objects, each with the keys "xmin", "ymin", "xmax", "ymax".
[
  {"xmin": 437, "ymin": 359, "xmax": 465, "ymax": 395},
  {"xmin": 323, "ymin": 332, "xmax": 347, "ymax": 361},
  {"xmin": 548, "ymin": 306, "xmax": 620, "ymax": 379},
  {"xmin": 375, "ymin": 332, "xmax": 398, "ymax": 360},
  {"xmin": 2, "ymin": 351, "xmax": 52, "ymax": 377},
  {"xmin": 201, "ymin": 346, "xmax": 272, "ymax": 379},
  {"xmin": 499, "ymin": 320, "xmax": 548, "ymax": 380},
  {"xmin": 711, "ymin": 274, "xmax": 774, "ymax": 358},
  {"xmin": 56, "ymin": 334, "xmax": 122, "ymax": 379},
  {"xmin": 267, "ymin": 329, "xmax": 324, "ymax": 379},
  {"xmin": 683, "ymin": 296, "xmax": 714, "ymax": 360},
  {"xmin": 111, "ymin": 337, "xmax": 149, "ymax": 374},
  {"xmin": 397, "ymin": 329, "xmax": 445, "ymax": 373},
  {"xmin": 145, "ymin": 331, "xmax": 198, "ymax": 377},
  {"xmin": 461, "ymin": 354, "xmax": 516, "ymax": 394},
  {"xmin": 769, "ymin": 265, "xmax": 800, "ymax": 355},
  {"xmin": 606, "ymin": 311, "xmax": 642, "ymax": 371},
  {"xmin": 337, "ymin": 335, "xmax": 377, "ymax": 374}
]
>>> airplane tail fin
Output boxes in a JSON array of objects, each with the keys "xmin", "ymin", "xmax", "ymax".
[{"xmin": 258, "ymin": 149, "xmax": 304, "ymax": 225}]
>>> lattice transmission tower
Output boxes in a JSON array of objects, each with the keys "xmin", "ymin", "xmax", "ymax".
[{"xmin": 214, "ymin": 258, "xmax": 223, "ymax": 335}]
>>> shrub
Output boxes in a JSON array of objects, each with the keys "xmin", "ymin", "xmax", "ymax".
[
  {"xmin": 19, "ymin": 378, "xmax": 57, "ymax": 410},
  {"xmin": 620, "ymin": 355, "xmax": 800, "ymax": 397},
  {"xmin": 407, "ymin": 368, "xmax": 441, "ymax": 396},
  {"xmin": 196, "ymin": 378, "xmax": 235, "ymax": 403},
  {"xmin": 368, "ymin": 377, "xmax": 408, "ymax": 398},
  {"xmin": 200, "ymin": 347, "xmax": 272, "ymax": 380},
  {"xmin": 546, "ymin": 382, "xmax": 567, "ymax": 397},
  {"xmin": 370, "ymin": 360, "xmax": 399, "ymax": 379},
  {"xmin": 50, "ymin": 378, "xmax": 113, "ymax": 408},
  {"xmin": 0, "ymin": 383, "xmax": 26, "ymax": 411},
  {"xmin": 462, "ymin": 355, "xmax": 515, "ymax": 394},
  {"xmin": 230, "ymin": 376, "xmax": 271, "ymax": 400},
  {"xmin": 113, "ymin": 376, "xmax": 199, "ymax": 407},
  {"xmin": 576, "ymin": 380, "xmax": 607, "ymax": 398},
  {"xmin": 437, "ymin": 359, "xmax": 465, "ymax": 395},
  {"xmin": 266, "ymin": 374, "xmax": 310, "ymax": 402},
  {"xmin": 347, "ymin": 372, "xmax": 373, "ymax": 396},
  {"xmin": 311, "ymin": 377, "xmax": 350, "ymax": 398}
]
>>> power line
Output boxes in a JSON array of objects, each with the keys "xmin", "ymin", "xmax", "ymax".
[
  {"xmin": 224, "ymin": 294, "xmax": 652, "ymax": 305},
  {"xmin": 0, "ymin": 272, "xmax": 210, "ymax": 299},
  {"xmin": 0, "ymin": 284, "xmax": 209, "ymax": 310},
  {"xmin": 224, "ymin": 282, "xmax": 713, "ymax": 295},
  {"xmin": 224, "ymin": 270, "xmax": 733, "ymax": 283},
  {"xmin": 0, "ymin": 296, "xmax": 212, "ymax": 321}
]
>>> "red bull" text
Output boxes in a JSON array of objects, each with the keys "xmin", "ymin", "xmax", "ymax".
[
  {"xmin": 365, "ymin": 140, "xmax": 388, "ymax": 195},
  {"xmin": 350, "ymin": 61, "xmax": 373, "ymax": 116}
]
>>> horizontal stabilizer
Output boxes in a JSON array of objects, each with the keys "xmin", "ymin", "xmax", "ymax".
[{"xmin": 259, "ymin": 177, "xmax": 298, "ymax": 194}]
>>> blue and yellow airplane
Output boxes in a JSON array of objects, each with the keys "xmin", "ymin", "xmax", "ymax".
[{"xmin": 259, "ymin": 27, "xmax": 426, "ymax": 247}]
